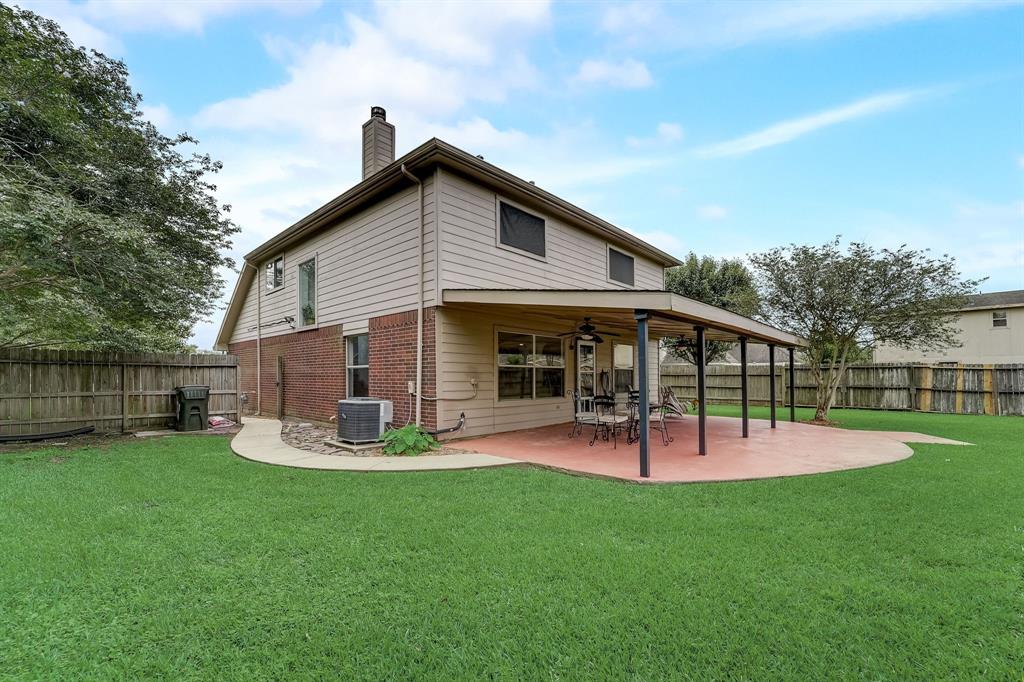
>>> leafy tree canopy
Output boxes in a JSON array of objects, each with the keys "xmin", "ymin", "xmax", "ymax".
[
  {"xmin": 663, "ymin": 253, "xmax": 760, "ymax": 364},
  {"xmin": 0, "ymin": 6, "xmax": 237, "ymax": 351},
  {"xmin": 750, "ymin": 237, "xmax": 982, "ymax": 420}
]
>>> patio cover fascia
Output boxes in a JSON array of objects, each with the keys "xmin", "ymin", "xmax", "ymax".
[{"xmin": 441, "ymin": 289, "xmax": 806, "ymax": 347}]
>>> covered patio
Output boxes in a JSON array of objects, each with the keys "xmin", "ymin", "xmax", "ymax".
[
  {"xmin": 455, "ymin": 416, "xmax": 957, "ymax": 483},
  {"xmin": 442, "ymin": 289, "xmax": 807, "ymax": 479}
]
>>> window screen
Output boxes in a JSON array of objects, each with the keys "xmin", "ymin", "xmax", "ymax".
[
  {"xmin": 608, "ymin": 248, "xmax": 635, "ymax": 286},
  {"xmin": 993, "ymin": 311, "xmax": 1008, "ymax": 328},
  {"xmin": 298, "ymin": 259, "xmax": 316, "ymax": 326},
  {"xmin": 499, "ymin": 202, "xmax": 545, "ymax": 258}
]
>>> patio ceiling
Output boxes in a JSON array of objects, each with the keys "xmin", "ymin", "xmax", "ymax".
[{"xmin": 442, "ymin": 289, "xmax": 806, "ymax": 347}]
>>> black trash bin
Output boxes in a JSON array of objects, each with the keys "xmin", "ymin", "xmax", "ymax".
[{"xmin": 175, "ymin": 385, "xmax": 210, "ymax": 432}]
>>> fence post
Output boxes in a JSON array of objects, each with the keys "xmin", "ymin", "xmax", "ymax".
[
  {"xmin": 983, "ymin": 364, "xmax": 996, "ymax": 415},
  {"xmin": 918, "ymin": 365, "xmax": 933, "ymax": 413},
  {"xmin": 954, "ymin": 363, "xmax": 965, "ymax": 415},
  {"xmin": 121, "ymin": 362, "xmax": 130, "ymax": 432}
]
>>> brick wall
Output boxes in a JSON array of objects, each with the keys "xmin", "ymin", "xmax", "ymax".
[
  {"xmin": 228, "ymin": 324, "xmax": 345, "ymax": 422},
  {"xmin": 227, "ymin": 309, "xmax": 436, "ymax": 429},
  {"xmin": 369, "ymin": 307, "xmax": 436, "ymax": 429}
]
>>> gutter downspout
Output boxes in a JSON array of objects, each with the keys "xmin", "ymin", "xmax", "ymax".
[
  {"xmin": 401, "ymin": 164, "xmax": 424, "ymax": 426},
  {"xmin": 245, "ymin": 261, "xmax": 262, "ymax": 415}
]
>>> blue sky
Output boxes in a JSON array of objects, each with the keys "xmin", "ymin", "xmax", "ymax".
[{"xmin": 23, "ymin": 0, "xmax": 1024, "ymax": 349}]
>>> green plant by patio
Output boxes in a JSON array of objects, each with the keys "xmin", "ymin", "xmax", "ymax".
[{"xmin": 381, "ymin": 424, "xmax": 438, "ymax": 456}]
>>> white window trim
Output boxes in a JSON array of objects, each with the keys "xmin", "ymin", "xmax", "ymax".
[
  {"xmin": 494, "ymin": 327, "xmax": 566, "ymax": 403},
  {"xmin": 607, "ymin": 244, "xmax": 636, "ymax": 288},
  {"xmin": 265, "ymin": 253, "xmax": 285, "ymax": 293},
  {"xmin": 345, "ymin": 332, "xmax": 370, "ymax": 398},
  {"xmin": 494, "ymin": 196, "xmax": 548, "ymax": 263},
  {"xmin": 296, "ymin": 253, "xmax": 318, "ymax": 329},
  {"xmin": 992, "ymin": 311, "xmax": 1008, "ymax": 328}
]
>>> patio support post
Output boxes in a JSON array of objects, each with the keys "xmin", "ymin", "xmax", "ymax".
[
  {"xmin": 739, "ymin": 337, "xmax": 749, "ymax": 438},
  {"xmin": 695, "ymin": 326, "xmax": 707, "ymax": 456},
  {"xmin": 636, "ymin": 310, "xmax": 651, "ymax": 478},
  {"xmin": 788, "ymin": 347, "xmax": 796, "ymax": 422},
  {"xmin": 768, "ymin": 344, "xmax": 777, "ymax": 428}
]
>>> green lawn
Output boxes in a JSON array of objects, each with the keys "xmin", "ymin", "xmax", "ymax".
[{"xmin": 1, "ymin": 409, "xmax": 1020, "ymax": 679}]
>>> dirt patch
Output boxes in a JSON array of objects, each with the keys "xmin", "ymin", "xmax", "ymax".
[{"xmin": 0, "ymin": 431, "xmax": 133, "ymax": 455}]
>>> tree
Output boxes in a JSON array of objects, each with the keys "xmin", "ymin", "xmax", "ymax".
[
  {"xmin": 749, "ymin": 238, "xmax": 982, "ymax": 421},
  {"xmin": 663, "ymin": 253, "xmax": 760, "ymax": 364},
  {"xmin": 0, "ymin": 6, "xmax": 237, "ymax": 351}
]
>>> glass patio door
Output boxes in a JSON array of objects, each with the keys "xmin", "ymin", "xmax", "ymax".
[{"xmin": 577, "ymin": 341, "xmax": 596, "ymax": 398}]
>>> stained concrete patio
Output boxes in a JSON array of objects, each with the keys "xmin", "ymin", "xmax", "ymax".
[{"xmin": 455, "ymin": 416, "xmax": 969, "ymax": 483}]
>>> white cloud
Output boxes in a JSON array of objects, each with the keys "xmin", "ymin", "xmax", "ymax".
[
  {"xmin": 570, "ymin": 58, "xmax": 653, "ymax": 89},
  {"xmin": 600, "ymin": 1, "xmax": 1015, "ymax": 51},
  {"xmin": 697, "ymin": 205, "xmax": 728, "ymax": 220},
  {"xmin": 140, "ymin": 103, "xmax": 175, "ymax": 131},
  {"xmin": 697, "ymin": 88, "xmax": 933, "ymax": 158},
  {"xmin": 626, "ymin": 122, "xmax": 684, "ymax": 148}
]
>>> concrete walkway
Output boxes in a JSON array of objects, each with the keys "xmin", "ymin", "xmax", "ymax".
[{"xmin": 231, "ymin": 417, "xmax": 521, "ymax": 472}]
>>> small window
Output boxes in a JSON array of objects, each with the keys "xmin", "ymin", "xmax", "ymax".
[
  {"xmin": 497, "ymin": 332, "xmax": 564, "ymax": 400},
  {"xmin": 613, "ymin": 344, "xmax": 634, "ymax": 393},
  {"xmin": 265, "ymin": 256, "xmax": 283, "ymax": 290},
  {"xmin": 499, "ymin": 201, "xmax": 545, "ymax": 258},
  {"xmin": 992, "ymin": 311, "xmax": 1007, "ymax": 328},
  {"xmin": 347, "ymin": 334, "xmax": 369, "ymax": 397},
  {"xmin": 608, "ymin": 247, "xmax": 635, "ymax": 286},
  {"xmin": 298, "ymin": 258, "xmax": 316, "ymax": 327}
]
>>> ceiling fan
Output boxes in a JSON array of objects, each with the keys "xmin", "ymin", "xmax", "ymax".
[{"xmin": 557, "ymin": 317, "xmax": 621, "ymax": 345}]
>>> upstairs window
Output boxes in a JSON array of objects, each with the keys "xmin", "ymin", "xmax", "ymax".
[
  {"xmin": 347, "ymin": 334, "xmax": 369, "ymax": 397},
  {"xmin": 992, "ymin": 311, "xmax": 1008, "ymax": 328},
  {"xmin": 298, "ymin": 258, "xmax": 316, "ymax": 326},
  {"xmin": 499, "ymin": 201, "xmax": 546, "ymax": 258},
  {"xmin": 265, "ymin": 256, "xmax": 284, "ymax": 290},
  {"xmin": 608, "ymin": 247, "xmax": 635, "ymax": 286}
]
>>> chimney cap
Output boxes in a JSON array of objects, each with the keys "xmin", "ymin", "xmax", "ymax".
[{"xmin": 370, "ymin": 106, "xmax": 386, "ymax": 120}]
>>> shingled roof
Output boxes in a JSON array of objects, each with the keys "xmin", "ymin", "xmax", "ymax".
[{"xmin": 960, "ymin": 290, "xmax": 1024, "ymax": 311}]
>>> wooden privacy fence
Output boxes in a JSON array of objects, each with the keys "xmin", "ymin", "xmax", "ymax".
[
  {"xmin": 0, "ymin": 349, "xmax": 240, "ymax": 436},
  {"xmin": 661, "ymin": 363, "xmax": 1024, "ymax": 416}
]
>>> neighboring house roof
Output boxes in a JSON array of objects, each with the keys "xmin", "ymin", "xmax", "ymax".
[{"xmin": 958, "ymin": 290, "xmax": 1024, "ymax": 312}]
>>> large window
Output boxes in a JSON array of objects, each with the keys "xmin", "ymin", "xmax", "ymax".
[
  {"xmin": 613, "ymin": 344, "xmax": 634, "ymax": 393},
  {"xmin": 298, "ymin": 258, "xmax": 316, "ymax": 327},
  {"xmin": 992, "ymin": 311, "xmax": 1008, "ymax": 328},
  {"xmin": 347, "ymin": 334, "xmax": 369, "ymax": 397},
  {"xmin": 265, "ymin": 256, "xmax": 283, "ymax": 290},
  {"xmin": 499, "ymin": 201, "xmax": 546, "ymax": 258},
  {"xmin": 497, "ymin": 332, "xmax": 564, "ymax": 400},
  {"xmin": 608, "ymin": 247, "xmax": 635, "ymax": 286}
]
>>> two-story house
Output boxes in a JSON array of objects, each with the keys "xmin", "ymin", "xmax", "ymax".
[{"xmin": 215, "ymin": 108, "xmax": 801, "ymax": 441}]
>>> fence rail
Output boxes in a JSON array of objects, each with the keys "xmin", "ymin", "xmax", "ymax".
[
  {"xmin": 661, "ymin": 362, "xmax": 1024, "ymax": 416},
  {"xmin": 0, "ymin": 349, "xmax": 239, "ymax": 436}
]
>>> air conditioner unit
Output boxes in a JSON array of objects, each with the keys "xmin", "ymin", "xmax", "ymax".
[{"xmin": 337, "ymin": 398, "xmax": 393, "ymax": 443}]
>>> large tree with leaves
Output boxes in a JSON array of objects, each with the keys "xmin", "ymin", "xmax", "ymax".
[
  {"xmin": 0, "ymin": 6, "xmax": 237, "ymax": 351},
  {"xmin": 750, "ymin": 238, "xmax": 982, "ymax": 421},
  {"xmin": 663, "ymin": 252, "xmax": 760, "ymax": 364}
]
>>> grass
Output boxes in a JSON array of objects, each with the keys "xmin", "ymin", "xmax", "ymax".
[{"xmin": 0, "ymin": 409, "xmax": 1020, "ymax": 680}]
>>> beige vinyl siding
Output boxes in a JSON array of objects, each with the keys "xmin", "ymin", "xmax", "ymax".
[
  {"xmin": 229, "ymin": 177, "xmax": 436, "ymax": 343},
  {"xmin": 435, "ymin": 306, "xmax": 660, "ymax": 438},
  {"xmin": 438, "ymin": 172, "xmax": 665, "ymax": 293}
]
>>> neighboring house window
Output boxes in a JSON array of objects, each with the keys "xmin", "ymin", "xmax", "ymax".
[
  {"xmin": 992, "ymin": 311, "xmax": 1008, "ymax": 328},
  {"xmin": 613, "ymin": 344, "xmax": 634, "ymax": 393},
  {"xmin": 497, "ymin": 332, "xmax": 564, "ymax": 400},
  {"xmin": 265, "ymin": 256, "xmax": 283, "ymax": 290},
  {"xmin": 347, "ymin": 334, "xmax": 369, "ymax": 397},
  {"xmin": 499, "ymin": 201, "xmax": 546, "ymax": 258},
  {"xmin": 298, "ymin": 258, "xmax": 316, "ymax": 327},
  {"xmin": 608, "ymin": 247, "xmax": 635, "ymax": 286}
]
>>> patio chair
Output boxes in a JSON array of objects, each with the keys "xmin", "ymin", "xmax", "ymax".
[
  {"xmin": 567, "ymin": 389, "xmax": 598, "ymax": 438},
  {"xmin": 660, "ymin": 385, "xmax": 690, "ymax": 419},
  {"xmin": 627, "ymin": 389, "xmax": 673, "ymax": 446}
]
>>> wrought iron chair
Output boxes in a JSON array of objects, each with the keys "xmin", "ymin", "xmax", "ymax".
[
  {"xmin": 627, "ymin": 389, "xmax": 673, "ymax": 446},
  {"xmin": 567, "ymin": 389, "xmax": 598, "ymax": 438}
]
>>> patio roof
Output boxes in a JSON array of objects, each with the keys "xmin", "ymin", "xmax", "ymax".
[{"xmin": 442, "ymin": 289, "xmax": 806, "ymax": 347}]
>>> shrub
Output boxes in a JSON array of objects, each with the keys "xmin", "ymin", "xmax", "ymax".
[{"xmin": 381, "ymin": 424, "xmax": 438, "ymax": 456}]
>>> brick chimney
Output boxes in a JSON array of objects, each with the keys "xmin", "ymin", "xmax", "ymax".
[{"xmin": 362, "ymin": 106, "xmax": 395, "ymax": 179}]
